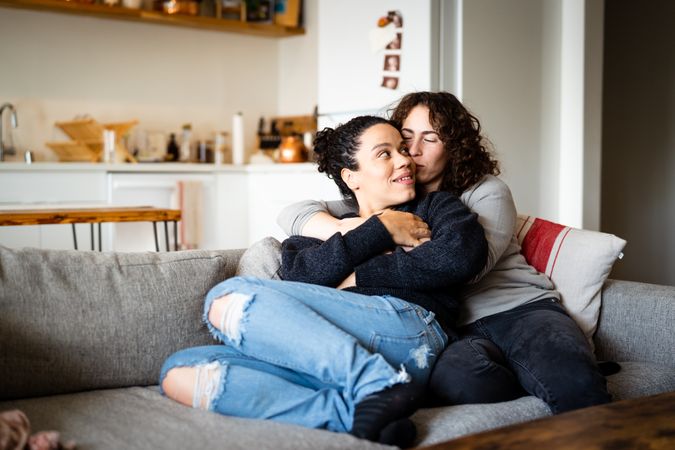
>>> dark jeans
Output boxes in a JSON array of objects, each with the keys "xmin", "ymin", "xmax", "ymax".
[{"xmin": 429, "ymin": 299, "xmax": 612, "ymax": 414}]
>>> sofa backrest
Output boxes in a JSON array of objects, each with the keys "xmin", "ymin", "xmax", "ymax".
[
  {"xmin": 3, "ymin": 244, "xmax": 673, "ymax": 401},
  {"xmin": 594, "ymin": 279, "xmax": 675, "ymax": 367},
  {"xmin": 0, "ymin": 246, "xmax": 243, "ymax": 401}
]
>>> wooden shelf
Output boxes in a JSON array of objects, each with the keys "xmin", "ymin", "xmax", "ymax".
[{"xmin": 0, "ymin": 0, "xmax": 305, "ymax": 37}]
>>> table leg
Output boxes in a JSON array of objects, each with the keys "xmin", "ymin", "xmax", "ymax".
[
  {"xmin": 90, "ymin": 223, "xmax": 95, "ymax": 251},
  {"xmin": 173, "ymin": 221, "xmax": 178, "ymax": 251},
  {"xmin": 153, "ymin": 221, "xmax": 159, "ymax": 252},
  {"xmin": 72, "ymin": 224, "xmax": 78, "ymax": 250},
  {"xmin": 164, "ymin": 221, "xmax": 170, "ymax": 252},
  {"xmin": 98, "ymin": 223, "xmax": 102, "ymax": 252}
]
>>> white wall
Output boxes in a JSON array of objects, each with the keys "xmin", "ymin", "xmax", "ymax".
[
  {"xmin": 461, "ymin": 0, "xmax": 545, "ymax": 217},
  {"xmin": 277, "ymin": 0, "xmax": 318, "ymax": 116},
  {"xmin": 0, "ymin": 8, "xmax": 281, "ymax": 161},
  {"xmin": 538, "ymin": 0, "xmax": 562, "ymax": 221},
  {"xmin": 460, "ymin": 0, "xmax": 603, "ymax": 228}
]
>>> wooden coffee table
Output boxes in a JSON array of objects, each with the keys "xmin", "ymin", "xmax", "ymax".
[{"xmin": 419, "ymin": 391, "xmax": 675, "ymax": 449}]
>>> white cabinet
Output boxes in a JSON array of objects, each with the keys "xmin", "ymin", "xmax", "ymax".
[
  {"xmin": 247, "ymin": 169, "xmax": 341, "ymax": 245},
  {"xmin": 0, "ymin": 169, "xmax": 107, "ymax": 249},
  {"xmin": 108, "ymin": 172, "xmax": 217, "ymax": 251},
  {"xmin": 215, "ymin": 165, "xmax": 342, "ymax": 249},
  {"xmin": 0, "ymin": 163, "xmax": 341, "ymax": 251}
]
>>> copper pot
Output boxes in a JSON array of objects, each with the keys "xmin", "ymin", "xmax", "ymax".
[{"xmin": 277, "ymin": 135, "xmax": 308, "ymax": 163}]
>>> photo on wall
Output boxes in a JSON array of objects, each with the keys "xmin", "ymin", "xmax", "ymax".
[
  {"xmin": 383, "ymin": 54, "xmax": 400, "ymax": 72},
  {"xmin": 386, "ymin": 33, "xmax": 402, "ymax": 50},
  {"xmin": 375, "ymin": 9, "xmax": 403, "ymax": 90},
  {"xmin": 381, "ymin": 77, "xmax": 399, "ymax": 90}
]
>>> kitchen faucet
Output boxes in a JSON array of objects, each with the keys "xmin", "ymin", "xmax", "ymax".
[{"xmin": 0, "ymin": 102, "xmax": 18, "ymax": 162}]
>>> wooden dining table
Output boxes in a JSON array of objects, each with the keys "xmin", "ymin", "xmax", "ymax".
[{"xmin": 0, "ymin": 206, "xmax": 181, "ymax": 251}]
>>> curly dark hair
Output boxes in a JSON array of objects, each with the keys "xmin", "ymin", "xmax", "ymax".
[
  {"xmin": 390, "ymin": 91, "xmax": 499, "ymax": 196},
  {"xmin": 313, "ymin": 115, "xmax": 392, "ymax": 199}
]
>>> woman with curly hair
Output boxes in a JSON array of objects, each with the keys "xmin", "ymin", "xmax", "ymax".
[{"xmin": 278, "ymin": 91, "xmax": 611, "ymax": 414}]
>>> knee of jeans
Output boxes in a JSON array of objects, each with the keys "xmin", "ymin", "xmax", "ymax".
[
  {"xmin": 162, "ymin": 361, "xmax": 228, "ymax": 412},
  {"xmin": 468, "ymin": 338, "xmax": 508, "ymax": 366},
  {"xmin": 204, "ymin": 290, "xmax": 254, "ymax": 347}
]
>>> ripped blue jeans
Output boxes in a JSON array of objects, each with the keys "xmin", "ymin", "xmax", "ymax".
[{"xmin": 160, "ymin": 276, "xmax": 448, "ymax": 433}]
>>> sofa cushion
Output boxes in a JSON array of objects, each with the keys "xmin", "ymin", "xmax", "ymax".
[
  {"xmin": 515, "ymin": 215, "xmax": 626, "ymax": 344},
  {"xmin": 235, "ymin": 237, "xmax": 282, "ymax": 279},
  {"xmin": 605, "ymin": 361, "xmax": 675, "ymax": 401},
  {"xmin": 1, "ymin": 362, "xmax": 670, "ymax": 450},
  {"xmin": 0, "ymin": 246, "xmax": 243, "ymax": 401},
  {"xmin": 412, "ymin": 396, "xmax": 551, "ymax": 446},
  {"xmin": 0, "ymin": 387, "xmax": 388, "ymax": 450},
  {"xmin": 595, "ymin": 279, "xmax": 675, "ymax": 367}
]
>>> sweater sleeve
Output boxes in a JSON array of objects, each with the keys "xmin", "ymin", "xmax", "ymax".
[
  {"xmin": 276, "ymin": 199, "xmax": 358, "ymax": 236},
  {"xmin": 280, "ymin": 215, "xmax": 395, "ymax": 287},
  {"xmin": 460, "ymin": 176, "xmax": 517, "ymax": 283},
  {"xmin": 355, "ymin": 192, "xmax": 487, "ymax": 290}
]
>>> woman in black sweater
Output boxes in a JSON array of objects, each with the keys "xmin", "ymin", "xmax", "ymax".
[{"xmin": 159, "ymin": 116, "xmax": 486, "ymax": 446}]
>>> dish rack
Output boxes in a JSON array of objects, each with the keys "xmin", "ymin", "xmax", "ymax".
[{"xmin": 46, "ymin": 118, "xmax": 138, "ymax": 163}]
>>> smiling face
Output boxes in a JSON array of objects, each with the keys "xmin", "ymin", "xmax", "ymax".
[
  {"xmin": 401, "ymin": 105, "xmax": 449, "ymax": 194},
  {"xmin": 341, "ymin": 123, "xmax": 415, "ymax": 216}
]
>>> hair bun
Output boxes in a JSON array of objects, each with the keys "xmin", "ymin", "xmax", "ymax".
[{"xmin": 312, "ymin": 127, "xmax": 335, "ymax": 154}]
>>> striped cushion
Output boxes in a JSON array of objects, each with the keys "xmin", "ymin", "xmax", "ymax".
[{"xmin": 516, "ymin": 215, "xmax": 626, "ymax": 342}]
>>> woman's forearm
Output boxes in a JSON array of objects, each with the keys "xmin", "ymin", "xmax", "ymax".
[
  {"xmin": 277, "ymin": 199, "xmax": 357, "ymax": 237},
  {"xmin": 302, "ymin": 212, "xmax": 352, "ymax": 240},
  {"xmin": 281, "ymin": 216, "xmax": 395, "ymax": 286}
]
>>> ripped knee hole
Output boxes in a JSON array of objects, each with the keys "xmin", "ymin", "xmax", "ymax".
[{"xmin": 208, "ymin": 292, "xmax": 251, "ymax": 342}]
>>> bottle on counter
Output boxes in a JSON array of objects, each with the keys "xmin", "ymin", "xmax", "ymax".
[
  {"xmin": 180, "ymin": 124, "xmax": 192, "ymax": 162},
  {"xmin": 214, "ymin": 131, "xmax": 232, "ymax": 164},
  {"xmin": 232, "ymin": 112, "xmax": 245, "ymax": 165},
  {"xmin": 103, "ymin": 129, "xmax": 116, "ymax": 163},
  {"xmin": 198, "ymin": 140, "xmax": 214, "ymax": 163},
  {"xmin": 166, "ymin": 133, "xmax": 179, "ymax": 161}
]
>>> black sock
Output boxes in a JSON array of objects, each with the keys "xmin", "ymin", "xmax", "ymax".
[
  {"xmin": 350, "ymin": 382, "xmax": 421, "ymax": 443},
  {"xmin": 598, "ymin": 361, "xmax": 621, "ymax": 376},
  {"xmin": 378, "ymin": 417, "xmax": 417, "ymax": 448}
]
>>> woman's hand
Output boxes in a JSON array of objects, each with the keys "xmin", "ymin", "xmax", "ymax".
[
  {"xmin": 337, "ymin": 272, "xmax": 356, "ymax": 289},
  {"xmin": 376, "ymin": 210, "xmax": 431, "ymax": 247}
]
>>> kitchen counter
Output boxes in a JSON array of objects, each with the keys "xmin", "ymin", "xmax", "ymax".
[
  {"xmin": 0, "ymin": 161, "xmax": 340, "ymax": 251},
  {"xmin": 0, "ymin": 162, "xmax": 320, "ymax": 173}
]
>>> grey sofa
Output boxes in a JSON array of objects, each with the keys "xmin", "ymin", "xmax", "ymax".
[{"xmin": 1, "ymin": 246, "xmax": 674, "ymax": 449}]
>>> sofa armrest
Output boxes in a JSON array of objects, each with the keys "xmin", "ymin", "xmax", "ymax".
[
  {"xmin": 0, "ymin": 246, "xmax": 244, "ymax": 401},
  {"xmin": 594, "ymin": 279, "xmax": 675, "ymax": 367}
]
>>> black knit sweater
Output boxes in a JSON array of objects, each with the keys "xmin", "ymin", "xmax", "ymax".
[{"xmin": 280, "ymin": 191, "xmax": 488, "ymax": 332}]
